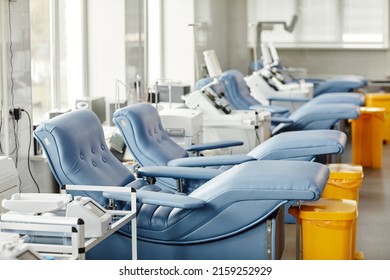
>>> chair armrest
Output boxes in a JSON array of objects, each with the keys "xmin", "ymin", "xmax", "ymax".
[
  {"xmin": 103, "ymin": 189, "xmax": 205, "ymax": 209},
  {"xmin": 249, "ymin": 104, "xmax": 289, "ymax": 114},
  {"xmin": 269, "ymin": 96, "xmax": 311, "ymax": 103},
  {"xmin": 168, "ymin": 154, "xmax": 254, "ymax": 167},
  {"xmin": 137, "ymin": 166, "xmax": 224, "ymax": 180},
  {"xmin": 184, "ymin": 140, "xmax": 243, "ymax": 152},
  {"xmin": 270, "ymin": 117, "xmax": 294, "ymax": 124}
]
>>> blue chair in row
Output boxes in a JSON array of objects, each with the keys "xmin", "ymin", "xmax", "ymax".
[
  {"xmin": 33, "ymin": 108, "xmax": 330, "ymax": 260},
  {"xmin": 196, "ymin": 70, "xmax": 361, "ymax": 136},
  {"xmin": 251, "ymin": 42, "xmax": 368, "ymax": 97},
  {"xmin": 113, "ymin": 102, "xmax": 346, "ymax": 193}
]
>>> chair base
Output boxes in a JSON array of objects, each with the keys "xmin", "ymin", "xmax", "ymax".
[{"xmin": 87, "ymin": 207, "xmax": 285, "ymax": 260}]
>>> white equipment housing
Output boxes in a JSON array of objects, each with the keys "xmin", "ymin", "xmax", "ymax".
[
  {"xmin": 0, "ymin": 232, "xmax": 42, "ymax": 260},
  {"xmin": 184, "ymin": 89, "xmax": 271, "ymax": 154},
  {"xmin": 159, "ymin": 108, "xmax": 203, "ymax": 147},
  {"xmin": 245, "ymin": 71, "xmax": 313, "ymax": 112},
  {"xmin": 1, "ymin": 193, "xmax": 112, "ymax": 238},
  {"xmin": 0, "ymin": 157, "xmax": 19, "ymax": 214}
]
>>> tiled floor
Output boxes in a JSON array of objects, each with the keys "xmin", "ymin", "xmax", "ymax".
[{"xmin": 282, "ymin": 135, "xmax": 390, "ymax": 260}]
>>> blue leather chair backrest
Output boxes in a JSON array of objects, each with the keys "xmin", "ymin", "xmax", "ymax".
[
  {"xmin": 219, "ymin": 70, "xmax": 261, "ymax": 110},
  {"xmin": 113, "ymin": 103, "xmax": 189, "ymax": 167},
  {"xmin": 33, "ymin": 109, "xmax": 136, "ymax": 204}
]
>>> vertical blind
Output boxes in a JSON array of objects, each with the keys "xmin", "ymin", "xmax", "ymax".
[{"xmin": 248, "ymin": 0, "xmax": 388, "ymax": 48}]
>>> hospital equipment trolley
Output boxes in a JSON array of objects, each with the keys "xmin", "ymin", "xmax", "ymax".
[{"xmin": 0, "ymin": 186, "xmax": 137, "ymax": 260}]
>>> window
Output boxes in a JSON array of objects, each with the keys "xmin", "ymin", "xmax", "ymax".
[
  {"xmin": 30, "ymin": 0, "xmax": 52, "ymax": 123},
  {"xmin": 247, "ymin": 0, "xmax": 388, "ymax": 49},
  {"xmin": 30, "ymin": 0, "xmax": 85, "ymax": 123},
  {"xmin": 30, "ymin": 0, "xmax": 145, "ymax": 124}
]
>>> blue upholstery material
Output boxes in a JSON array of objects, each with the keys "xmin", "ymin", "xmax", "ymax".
[
  {"xmin": 33, "ymin": 108, "xmax": 330, "ymax": 260},
  {"xmin": 33, "ymin": 109, "xmax": 136, "ymax": 205},
  {"xmin": 196, "ymin": 75, "xmax": 289, "ymax": 115},
  {"xmin": 113, "ymin": 103, "xmax": 189, "ymax": 167},
  {"xmin": 305, "ymin": 92, "xmax": 365, "ymax": 106},
  {"xmin": 271, "ymin": 103, "xmax": 360, "ymax": 135},
  {"xmin": 113, "ymin": 103, "xmax": 346, "ymax": 191},
  {"xmin": 100, "ymin": 160, "xmax": 330, "ymax": 260},
  {"xmin": 219, "ymin": 69, "xmax": 365, "ymax": 110},
  {"xmin": 206, "ymin": 69, "xmax": 361, "ymax": 134},
  {"xmin": 249, "ymin": 59, "xmax": 367, "ymax": 96},
  {"xmin": 313, "ymin": 75, "xmax": 367, "ymax": 96}
]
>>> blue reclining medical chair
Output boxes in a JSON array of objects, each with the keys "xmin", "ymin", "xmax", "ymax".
[
  {"xmin": 113, "ymin": 102, "xmax": 346, "ymax": 193},
  {"xmin": 33, "ymin": 109, "xmax": 330, "ymax": 260},
  {"xmin": 250, "ymin": 60, "xmax": 367, "ymax": 97},
  {"xmin": 195, "ymin": 74, "xmax": 290, "ymax": 116},
  {"xmin": 196, "ymin": 71, "xmax": 360, "ymax": 136},
  {"xmin": 310, "ymin": 75, "xmax": 367, "ymax": 97},
  {"xmin": 215, "ymin": 69, "xmax": 365, "ymax": 110}
]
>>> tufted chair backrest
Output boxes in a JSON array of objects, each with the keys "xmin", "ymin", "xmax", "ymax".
[
  {"xmin": 113, "ymin": 103, "xmax": 189, "ymax": 167},
  {"xmin": 33, "ymin": 109, "xmax": 135, "ymax": 203}
]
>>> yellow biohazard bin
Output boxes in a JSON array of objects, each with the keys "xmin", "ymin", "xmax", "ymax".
[
  {"xmin": 321, "ymin": 163, "xmax": 364, "ymax": 259},
  {"xmin": 365, "ymin": 93, "xmax": 390, "ymax": 143},
  {"xmin": 289, "ymin": 198, "xmax": 358, "ymax": 260},
  {"xmin": 322, "ymin": 163, "xmax": 364, "ymax": 203},
  {"xmin": 351, "ymin": 107, "xmax": 385, "ymax": 168}
]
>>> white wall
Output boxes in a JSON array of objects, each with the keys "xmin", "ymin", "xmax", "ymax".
[
  {"xmin": 155, "ymin": 0, "xmax": 249, "ymax": 88},
  {"xmin": 0, "ymin": 0, "xmax": 36, "ymax": 192},
  {"xmin": 277, "ymin": 48, "xmax": 390, "ymax": 81}
]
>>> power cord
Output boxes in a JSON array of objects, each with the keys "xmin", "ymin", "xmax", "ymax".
[
  {"xmin": 6, "ymin": 1, "xmax": 40, "ymax": 193},
  {"xmin": 21, "ymin": 109, "xmax": 40, "ymax": 193}
]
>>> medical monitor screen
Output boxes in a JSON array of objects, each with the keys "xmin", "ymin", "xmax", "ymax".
[
  {"xmin": 84, "ymin": 201, "xmax": 106, "ymax": 217},
  {"xmin": 16, "ymin": 250, "xmax": 41, "ymax": 260}
]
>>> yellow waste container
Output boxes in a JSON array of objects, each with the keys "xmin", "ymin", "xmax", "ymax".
[
  {"xmin": 365, "ymin": 93, "xmax": 390, "ymax": 143},
  {"xmin": 321, "ymin": 163, "xmax": 364, "ymax": 259},
  {"xmin": 322, "ymin": 164, "xmax": 364, "ymax": 202},
  {"xmin": 289, "ymin": 198, "xmax": 358, "ymax": 260},
  {"xmin": 351, "ymin": 107, "xmax": 385, "ymax": 168}
]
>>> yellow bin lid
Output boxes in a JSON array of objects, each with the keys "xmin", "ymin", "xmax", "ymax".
[
  {"xmin": 328, "ymin": 163, "xmax": 364, "ymax": 180},
  {"xmin": 298, "ymin": 198, "xmax": 358, "ymax": 220},
  {"xmin": 360, "ymin": 106, "xmax": 385, "ymax": 114},
  {"xmin": 366, "ymin": 93, "xmax": 390, "ymax": 101}
]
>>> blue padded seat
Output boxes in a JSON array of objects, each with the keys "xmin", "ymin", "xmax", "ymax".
[
  {"xmin": 313, "ymin": 75, "xmax": 368, "ymax": 97},
  {"xmin": 249, "ymin": 59, "xmax": 367, "ymax": 97},
  {"xmin": 202, "ymin": 69, "xmax": 361, "ymax": 134},
  {"xmin": 101, "ymin": 160, "xmax": 330, "ymax": 260},
  {"xmin": 113, "ymin": 103, "xmax": 346, "ymax": 196},
  {"xmin": 218, "ymin": 69, "xmax": 365, "ymax": 110},
  {"xmin": 196, "ymin": 75, "xmax": 289, "ymax": 115},
  {"xmin": 33, "ymin": 108, "xmax": 330, "ymax": 260}
]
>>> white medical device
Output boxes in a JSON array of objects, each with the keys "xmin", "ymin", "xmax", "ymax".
[
  {"xmin": 203, "ymin": 50, "xmax": 222, "ymax": 78},
  {"xmin": 0, "ymin": 232, "xmax": 43, "ymax": 260},
  {"xmin": 245, "ymin": 68, "xmax": 313, "ymax": 112},
  {"xmin": 159, "ymin": 108, "xmax": 203, "ymax": 147},
  {"xmin": 1, "ymin": 193, "xmax": 112, "ymax": 238},
  {"xmin": 245, "ymin": 42, "xmax": 313, "ymax": 111},
  {"xmin": 184, "ymin": 88, "xmax": 271, "ymax": 154}
]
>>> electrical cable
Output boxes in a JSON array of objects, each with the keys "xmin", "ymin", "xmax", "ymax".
[
  {"xmin": 21, "ymin": 109, "xmax": 40, "ymax": 193},
  {"xmin": 7, "ymin": 0, "xmax": 19, "ymax": 160}
]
